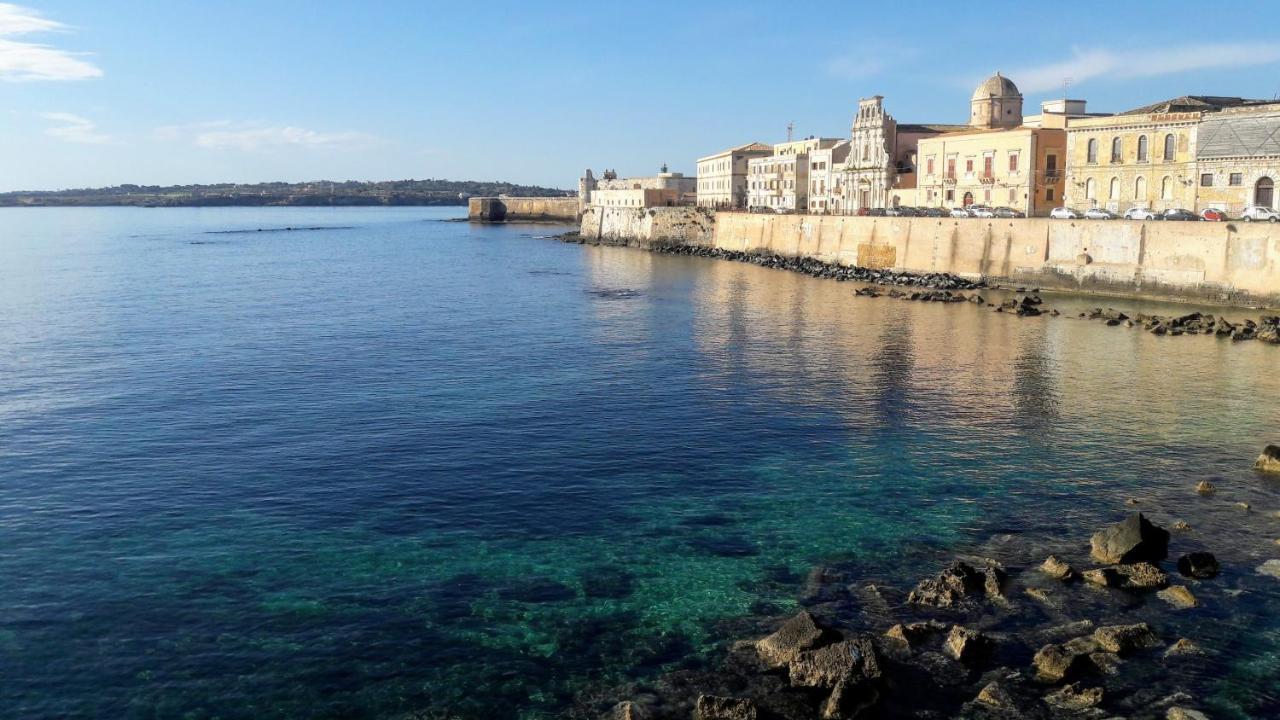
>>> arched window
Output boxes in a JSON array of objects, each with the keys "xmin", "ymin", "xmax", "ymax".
[
  {"xmin": 1087, "ymin": 138, "xmax": 1098, "ymax": 164},
  {"xmin": 1161, "ymin": 176, "xmax": 1173, "ymax": 200},
  {"xmin": 1137, "ymin": 136, "xmax": 1148, "ymax": 162},
  {"xmin": 1086, "ymin": 178, "xmax": 1097, "ymax": 200},
  {"xmin": 1163, "ymin": 134, "xmax": 1176, "ymax": 161},
  {"xmin": 1111, "ymin": 137, "xmax": 1122, "ymax": 163},
  {"xmin": 1135, "ymin": 176, "xmax": 1147, "ymax": 199},
  {"xmin": 1109, "ymin": 177, "xmax": 1120, "ymax": 199},
  {"xmin": 1257, "ymin": 177, "xmax": 1275, "ymax": 208}
]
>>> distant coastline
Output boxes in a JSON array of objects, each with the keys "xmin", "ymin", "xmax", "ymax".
[{"xmin": 0, "ymin": 179, "xmax": 572, "ymax": 208}]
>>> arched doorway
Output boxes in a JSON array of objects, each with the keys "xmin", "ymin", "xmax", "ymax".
[
  {"xmin": 1256, "ymin": 177, "xmax": 1275, "ymax": 208},
  {"xmin": 963, "ymin": 191, "xmax": 973, "ymax": 207}
]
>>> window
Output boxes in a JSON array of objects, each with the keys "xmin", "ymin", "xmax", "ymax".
[
  {"xmin": 1086, "ymin": 178, "xmax": 1097, "ymax": 200},
  {"xmin": 1087, "ymin": 138, "xmax": 1098, "ymax": 164},
  {"xmin": 946, "ymin": 189, "xmax": 954, "ymax": 202},
  {"xmin": 1230, "ymin": 173, "xmax": 1243, "ymax": 186},
  {"xmin": 926, "ymin": 157, "xmax": 935, "ymax": 175},
  {"xmin": 1164, "ymin": 134, "xmax": 1176, "ymax": 161},
  {"xmin": 946, "ymin": 158, "xmax": 956, "ymax": 178},
  {"xmin": 1046, "ymin": 188, "xmax": 1055, "ymax": 201},
  {"xmin": 1008, "ymin": 188, "xmax": 1016, "ymax": 203},
  {"xmin": 984, "ymin": 189, "xmax": 991, "ymax": 203},
  {"xmin": 1110, "ymin": 177, "xmax": 1120, "ymax": 199},
  {"xmin": 1045, "ymin": 154, "xmax": 1058, "ymax": 180},
  {"xmin": 1009, "ymin": 153, "xmax": 1019, "ymax": 172},
  {"xmin": 1111, "ymin": 137, "xmax": 1122, "ymax": 163},
  {"xmin": 1135, "ymin": 176, "xmax": 1146, "ymax": 199},
  {"xmin": 965, "ymin": 159, "xmax": 974, "ymax": 173},
  {"xmin": 1200, "ymin": 173, "xmax": 1213, "ymax": 187},
  {"xmin": 1161, "ymin": 176, "xmax": 1173, "ymax": 199},
  {"xmin": 1137, "ymin": 135, "xmax": 1148, "ymax": 162},
  {"xmin": 983, "ymin": 156, "xmax": 993, "ymax": 177}
]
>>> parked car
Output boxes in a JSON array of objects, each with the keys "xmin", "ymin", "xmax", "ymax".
[
  {"xmin": 1084, "ymin": 208, "xmax": 1117, "ymax": 220},
  {"xmin": 1241, "ymin": 205, "xmax": 1280, "ymax": 222},
  {"xmin": 919, "ymin": 207, "xmax": 949, "ymax": 217},
  {"xmin": 992, "ymin": 207, "xmax": 1024, "ymax": 218},
  {"xmin": 1200, "ymin": 207, "xmax": 1227, "ymax": 222},
  {"xmin": 1122, "ymin": 207, "xmax": 1157, "ymax": 220},
  {"xmin": 1049, "ymin": 207, "xmax": 1082, "ymax": 220},
  {"xmin": 867, "ymin": 207, "xmax": 887, "ymax": 217},
  {"xmin": 949, "ymin": 207, "xmax": 972, "ymax": 218},
  {"xmin": 1162, "ymin": 208, "xmax": 1199, "ymax": 221},
  {"xmin": 969, "ymin": 206, "xmax": 996, "ymax": 218},
  {"xmin": 885, "ymin": 206, "xmax": 917, "ymax": 217}
]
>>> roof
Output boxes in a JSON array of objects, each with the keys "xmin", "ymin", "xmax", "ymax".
[
  {"xmin": 1120, "ymin": 95, "xmax": 1271, "ymax": 115},
  {"xmin": 897, "ymin": 123, "xmax": 971, "ymax": 134},
  {"xmin": 1197, "ymin": 108, "xmax": 1280, "ymax": 159},
  {"xmin": 697, "ymin": 141, "xmax": 773, "ymax": 162},
  {"xmin": 972, "ymin": 72, "xmax": 1020, "ymax": 100}
]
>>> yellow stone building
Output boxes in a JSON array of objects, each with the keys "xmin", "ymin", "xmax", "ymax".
[{"xmin": 1194, "ymin": 102, "xmax": 1280, "ymax": 214}]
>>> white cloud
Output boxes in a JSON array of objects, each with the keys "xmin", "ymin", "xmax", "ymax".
[
  {"xmin": 155, "ymin": 121, "xmax": 380, "ymax": 152},
  {"xmin": 1010, "ymin": 43, "xmax": 1280, "ymax": 93},
  {"xmin": 41, "ymin": 111, "xmax": 115, "ymax": 144},
  {"xmin": 0, "ymin": 4, "xmax": 101, "ymax": 81}
]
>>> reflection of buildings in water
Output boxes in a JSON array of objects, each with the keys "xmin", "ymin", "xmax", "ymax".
[{"xmin": 580, "ymin": 245, "xmax": 661, "ymax": 346}]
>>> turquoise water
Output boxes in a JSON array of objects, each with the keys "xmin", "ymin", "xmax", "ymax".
[{"xmin": 2, "ymin": 207, "xmax": 1279, "ymax": 718}]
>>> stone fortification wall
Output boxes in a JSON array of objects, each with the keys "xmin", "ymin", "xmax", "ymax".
[
  {"xmin": 578, "ymin": 206, "xmax": 715, "ymax": 248},
  {"xmin": 708, "ymin": 213, "xmax": 1280, "ymax": 307},
  {"xmin": 467, "ymin": 197, "xmax": 579, "ymax": 223}
]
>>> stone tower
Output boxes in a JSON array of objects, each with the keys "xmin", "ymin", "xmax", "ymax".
[
  {"xmin": 969, "ymin": 72, "xmax": 1023, "ymax": 128},
  {"xmin": 578, "ymin": 168, "xmax": 597, "ymax": 213}
]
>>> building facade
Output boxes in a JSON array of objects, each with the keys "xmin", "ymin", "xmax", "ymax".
[
  {"xmin": 579, "ymin": 167, "xmax": 697, "ymax": 209},
  {"xmin": 807, "ymin": 140, "xmax": 851, "ymax": 214},
  {"xmin": 1194, "ymin": 103, "xmax": 1280, "ymax": 214},
  {"xmin": 747, "ymin": 137, "xmax": 841, "ymax": 213},
  {"xmin": 696, "ymin": 142, "xmax": 772, "ymax": 209}
]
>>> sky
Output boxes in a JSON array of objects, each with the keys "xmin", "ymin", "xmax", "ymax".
[{"xmin": 2, "ymin": 0, "xmax": 1280, "ymax": 192}]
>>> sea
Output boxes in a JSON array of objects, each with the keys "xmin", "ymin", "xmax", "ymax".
[{"xmin": 2, "ymin": 206, "xmax": 1278, "ymax": 718}]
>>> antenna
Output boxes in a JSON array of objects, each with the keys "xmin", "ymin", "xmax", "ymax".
[
  {"xmin": 786, "ymin": 121, "xmax": 794, "ymax": 142},
  {"xmin": 1062, "ymin": 77, "xmax": 1073, "ymax": 97}
]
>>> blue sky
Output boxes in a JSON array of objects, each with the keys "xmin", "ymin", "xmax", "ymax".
[{"xmin": 3, "ymin": 0, "xmax": 1280, "ymax": 191}]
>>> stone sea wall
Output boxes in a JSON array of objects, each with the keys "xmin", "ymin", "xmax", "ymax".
[
  {"xmin": 579, "ymin": 207, "xmax": 1280, "ymax": 307},
  {"xmin": 467, "ymin": 196, "xmax": 579, "ymax": 223}
]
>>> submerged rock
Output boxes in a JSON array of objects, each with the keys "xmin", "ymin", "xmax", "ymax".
[
  {"xmin": 1257, "ymin": 559, "xmax": 1280, "ymax": 579},
  {"xmin": 609, "ymin": 700, "xmax": 650, "ymax": 720},
  {"xmin": 1255, "ymin": 445, "xmax": 1280, "ymax": 474},
  {"xmin": 1156, "ymin": 585, "xmax": 1199, "ymax": 609},
  {"xmin": 1164, "ymin": 638, "xmax": 1204, "ymax": 658},
  {"xmin": 1082, "ymin": 562, "xmax": 1168, "ymax": 590},
  {"xmin": 1044, "ymin": 682, "xmax": 1103, "ymax": 711},
  {"xmin": 694, "ymin": 695, "xmax": 758, "ymax": 720},
  {"xmin": 1176, "ymin": 552, "xmax": 1220, "ymax": 579},
  {"xmin": 1166, "ymin": 708, "xmax": 1210, "ymax": 720},
  {"xmin": 1039, "ymin": 555, "xmax": 1075, "ymax": 581},
  {"xmin": 756, "ymin": 611, "xmax": 832, "ymax": 667},
  {"xmin": 1093, "ymin": 623, "xmax": 1159, "ymax": 655},
  {"xmin": 1195, "ymin": 480, "xmax": 1216, "ymax": 495},
  {"xmin": 1090, "ymin": 513, "xmax": 1169, "ymax": 564}
]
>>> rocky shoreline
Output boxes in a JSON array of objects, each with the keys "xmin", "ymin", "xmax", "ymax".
[
  {"xmin": 557, "ymin": 235, "xmax": 1280, "ymax": 344},
  {"xmin": 581, "ymin": 501, "xmax": 1279, "ymax": 720}
]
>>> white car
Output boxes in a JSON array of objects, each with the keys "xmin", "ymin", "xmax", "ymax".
[
  {"xmin": 969, "ymin": 206, "xmax": 996, "ymax": 218},
  {"xmin": 949, "ymin": 207, "xmax": 972, "ymax": 218},
  {"xmin": 1123, "ymin": 207, "xmax": 1157, "ymax": 221},
  {"xmin": 1242, "ymin": 206, "xmax": 1280, "ymax": 222},
  {"xmin": 1084, "ymin": 208, "xmax": 1117, "ymax": 220},
  {"xmin": 1049, "ymin": 207, "xmax": 1082, "ymax": 220}
]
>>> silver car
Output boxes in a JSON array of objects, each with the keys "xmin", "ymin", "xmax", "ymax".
[
  {"xmin": 1123, "ymin": 207, "xmax": 1157, "ymax": 220},
  {"xmin": 1242, "ymin": 205, "xmax": 1280, "ymax": 222},
  {"xmin": 949, "ymin": 207, "xmax": 972, "ymax": 218},
  {"xmin": 1084, "ymin": 208, "xmax": 1117, "ymax": 220},
  {"xmin": 1049, "ymin": 207, "xmax": 1082, "ymax": 220}
]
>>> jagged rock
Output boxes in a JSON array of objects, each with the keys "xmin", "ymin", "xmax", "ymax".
[
  {"xmin": 1031, "ymin": 643, "xmax": 1091, "ymax": 684},
  {"xmin": 1164, "ymin": 638, "xmax": 1204, "ymax": 658},
  {"xmin": 1255, "ymin": 445, "xmax": 1280, "ymax": 474},
  {"xmin": 1177, "ymin": 552, "xmax": 1219, "ymax": 579},
  {"xmin": 1024, "ymin": 587, "xmax": 1055, "ymax": 605},
  {"xmin": 1093, "ymin": 623, "xmax": 1159, "ymax": 655},
  {"xmin": 1257, "ymin": 559, "xmax": 1280, "ymax": 579},
  {"xmin": 694, "ymin": 695, "xmax": 758, "ymax": 720},
  {"xmin": 1088, "ymin": 651, "xmax": 1123, "ymax": 675},
  {"xmin": 609, "ymin": 700, "xmax": 650, "ymax": 720},
  {"xmin": 1090, "ymin": 513, "xmax": 1169, "ymax": 564},
  {"xmin": 1236, "ymin": 501, "xmax": 1252, "ymax": 511},
  {"xmin": 1195, "ymin": 480, "xmax": 1216, "ymax": 495},
  {"xmin": 907, "ymin": 560, "xmax": 988, "ymax": 609},
  {"xmin": 757, "ymin": 611, "xmax": 832, "ymax": 667},
  {"xmin": 1157, "ymin": 585, "xmax": 1199, "ymax": 609},
  {"xmin": 1082, "ymin": 562, "xmax": 1168, "ymax": 590},
  {"xmin": 1031, "ymin": 620, "xmax": 1095, "ymax": 644},
  {"xmin": 789, "ymin": 636, "xmax": 881, "ymax": 690},
  {"xmin": 943, "ymin": 625, "xmax": 993, "ymax": 665},
  {"xmin": 1167, "ymin": 708, "xmax": 1210, "ymax": 720},
  {"xmin": 883, "ymin": 620, "xmax": 947, "ymax": 649},
  {"xmin": 975, "ymin": 681, "xmax": 1017, "ymax": 709},
  {"xmin": 1044, "ymin": 682, "xmax": 1103, "ymax": 711},
  {"xmin": 1039, "ymin": 556, "xmax": 1075, "ymax": 581},
  {"xmin": 1171, "ymin": 520, "xmax": 1192, "ymax": 532},
  {"xmin": 821, "ymin": 677, "xmax": 880, "ymax": 720}
]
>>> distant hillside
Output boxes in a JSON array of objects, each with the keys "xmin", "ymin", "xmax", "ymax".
[{"xmin": 0, "ymin": 179, "xmax": 572, "ymax": 207}]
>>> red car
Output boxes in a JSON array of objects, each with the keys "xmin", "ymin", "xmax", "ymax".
[{"xmin": 1200, "ymin": 208, "xmax": 1227, "ymax": 222}]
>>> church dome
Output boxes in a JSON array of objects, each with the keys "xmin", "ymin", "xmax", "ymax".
[{"xmin": 972, "ymin": 72, "xmax": 1020, "ymax": 100}]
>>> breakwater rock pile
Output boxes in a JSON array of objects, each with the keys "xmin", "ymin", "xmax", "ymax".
[
  {"xmin": 583, "ymin": 501, "xmax": 1280, "ymax": 720},
  {"xmin": 649, "ymin": 245, "xmax": 986, "ymax": 292}
]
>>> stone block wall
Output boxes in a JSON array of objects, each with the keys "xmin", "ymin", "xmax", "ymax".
[{"xmin": 467, "ymin": 196, "xmax": 580, "ymax": 223}]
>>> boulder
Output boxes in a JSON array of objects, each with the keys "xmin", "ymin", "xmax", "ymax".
[
  {"xmin": 1082, "ymin": 562, "xmax": 1168, "ymax": 590},
  {"xmin": 757, "ymin": 611, "xmax": 832, "ymax": 667},
  {"xmin": 1195, "ymin": 480, "xmax": 1216, "ymax": 495},
  {"xmin": 609, "ymin": 700, "xmax": 650, "ymax": 720},
  {"xmin": 1039, "ymin": 555, "xmax": 1075, "ymax": 581},
  {"xmin": 907, "ymin": 560, "xmax": 1003, "ymax": 609},
  {"xmin": 1090, "ymin": 513, "xmax": 1169, "ymax": 564},
  {"xmin": 821, "ymin": 678, "xmax": 880, "ymax": 720},
  {"xmin": 1167, "ymin": 708, "xmax": 1210, "ymax": 720},
  {"xmin": 694, "ymin": 695, "xmax": 758, "ymax": 720},
  {"xmin": 883, "ymin": 620, "xmax": 947, "ymax": 650},
  {"xmin": 789, "ymin": 636, "xmax": 881, "ymax": 690},
  {"xmin": 1164, "ymin": 638, "xmax": 1204, "ymax": 658},
  {"xmin": 975, "ymin": 681, "xmax": 1017, "ymax": 709},
  {"xmin": 1255, "ymin": 445, "xmax": 1280, "ymax": 474},
  {"xmin": 1257, "ymin": 559, "xmax": 1280, "ymax": 579},
  {"xmin": 1157, "ymin": 585, "xmax": 1199, "ymax": 609},
  {"xmin": 1031, "ymin": 643, "xmax": 1091, "ymax": 684},
  {"xmin": 1093, "ymin": 623, "xmax": 1159, "ymax": 655},
  {"xmin": 1044, "ymin": 682, "xmax": 1104, "ymax": 711},
  {"xmin": 1176, "ymin": 552, "xmax": 1220, "ymax": 579},
  {"xmin": 942, "ymin": 625, "xmax": 992, "ymax": 665}
]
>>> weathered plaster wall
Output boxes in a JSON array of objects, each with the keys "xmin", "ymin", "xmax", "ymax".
[
  {"xmin": 707, "ymin": 213, "xmax": 1280, "ymax": 307},
  {"xmin": 467, "ymin": 196, "xmax": 579, "ymax": 222},
  {"xmin": 578, "ymin": 206, "xmax": 715, "ymax": 248}
]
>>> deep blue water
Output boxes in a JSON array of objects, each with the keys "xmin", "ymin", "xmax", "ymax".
[{"xmin": 2, "ymin": 207, "xmax": 1280, "ymax": 719}]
